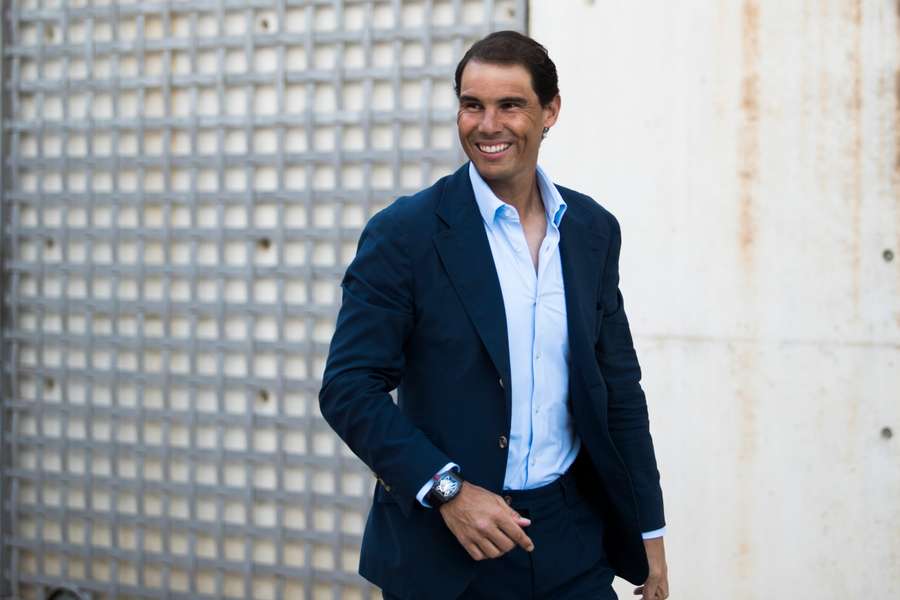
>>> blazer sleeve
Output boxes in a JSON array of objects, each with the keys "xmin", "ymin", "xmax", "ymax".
[
  {"xmin": 596, "ymin": 214, "xmax": 666, "ymax": 532},
  {"xmin": 319, "ymin": 209, "xmax": 452, "ymax": 517}
]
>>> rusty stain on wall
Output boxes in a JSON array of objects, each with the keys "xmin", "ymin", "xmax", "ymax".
[
  {"xmin": 735, "ymin": 0, "xmax": 760, "ymax": 582},
  {"xmin": 737, "ymin": 0, "xmax": 760, "ymax": 264}
]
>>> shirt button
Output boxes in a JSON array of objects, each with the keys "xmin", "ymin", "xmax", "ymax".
[
  {"xmin": 535, "ymin": 352, "xmax": 541, "ymax": 360},
  {"xmin": 498, "ymin": 435, "xmax": 508, "ymax": 449}
]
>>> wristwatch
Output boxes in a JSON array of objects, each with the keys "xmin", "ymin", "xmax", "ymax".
[{"xmin": 426, "ymin": 470, "xmax": 464, "ymax": 507}]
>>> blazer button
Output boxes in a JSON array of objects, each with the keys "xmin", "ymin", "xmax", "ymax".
[
  {"xmin": 498, "ymin": 435, "xmax": 508, "ymax": 449},
  {"xmin": 504, "ymin": 495, "xmax": 513, "ymax": 506},
  {"xmin": 498, "ymin": 377, "xmax": 504, "ymax": 389}
]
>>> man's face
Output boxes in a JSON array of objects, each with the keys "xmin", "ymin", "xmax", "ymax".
[{"xmin": 457, "ymin": 60, "xmax": 560, "ymax": 188}]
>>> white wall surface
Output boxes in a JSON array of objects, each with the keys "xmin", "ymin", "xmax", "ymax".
[{"xmin": 532, "ymin": 1, "xmax": 899, "ymax": 597}]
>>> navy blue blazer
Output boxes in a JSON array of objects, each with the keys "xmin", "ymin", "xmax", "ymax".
[{"xmin": 320, "ymin": 163, "xmax": 664, "ymax": 599}]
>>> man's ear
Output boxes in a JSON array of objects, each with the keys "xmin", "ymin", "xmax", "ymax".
[{"xmin": 543, "ymin": 94, "xmax": 561, "ymax": 129}]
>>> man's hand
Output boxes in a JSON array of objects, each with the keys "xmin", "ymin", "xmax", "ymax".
[
  {"xmin": 437, "ymin": 482, "xmax": 534, "ymax": 561},
  {"xmin": 633, "ymin": 537, "xmax": 668, "ymax": 599}
]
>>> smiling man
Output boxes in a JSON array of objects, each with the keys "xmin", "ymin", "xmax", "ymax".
[{"xmin": 320, "ymin": 31, "xmax": 668, "ymax": 600}]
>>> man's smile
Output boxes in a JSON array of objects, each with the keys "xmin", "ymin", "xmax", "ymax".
[{"xmin": 475, "ymin": 142, "xmax": 512, "ymax": 155}]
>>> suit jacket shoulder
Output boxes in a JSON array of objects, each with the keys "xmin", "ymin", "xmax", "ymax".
[
  {"xmin": 554, "ymin": 183, "xmax": 621, "ymax": 242},
  {"xmin": 364, "ymin": 171, "xmax": 453, "ymax": 240}
]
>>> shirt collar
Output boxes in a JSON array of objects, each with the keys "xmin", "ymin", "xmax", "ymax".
[{"xmin": 468, "ymin": 162, "xmax": 568, "ymax": 230}]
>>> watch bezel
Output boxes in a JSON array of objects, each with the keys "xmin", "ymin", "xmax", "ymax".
[{"xmin": 427, "ymin": 470, "xmax": 464, "ymax": 507}]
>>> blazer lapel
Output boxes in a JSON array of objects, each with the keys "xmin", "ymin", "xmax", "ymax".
[
  {"xmin": 433, "ymin": 165, "xmax": 512, "ymax": 405},
  {"xmin": 558, "ymin": 195, "xmax": 605, "ymax": 388}
]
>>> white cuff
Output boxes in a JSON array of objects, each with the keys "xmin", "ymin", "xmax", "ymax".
[
  {"xmin": 416, "ymin": 462, "xmax": 459, "ymax": 507},
  {"xmin": 641, "ymin": 527, "xmax": 666, "ymax": 540}
]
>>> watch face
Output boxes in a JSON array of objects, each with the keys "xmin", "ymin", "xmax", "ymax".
[{"xmin": 435, "ymin": 473, "xmax": 460, "ymax": 499}]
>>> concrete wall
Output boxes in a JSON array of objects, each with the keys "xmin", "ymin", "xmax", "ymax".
[{"xmin": 532, "ymin": 0, "xmax": 900, "ymax": 597}]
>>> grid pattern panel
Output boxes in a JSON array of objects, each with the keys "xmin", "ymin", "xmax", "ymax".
[{"xmin": 1, "ymin": 1, "xmax": 526, "ymax": 598}]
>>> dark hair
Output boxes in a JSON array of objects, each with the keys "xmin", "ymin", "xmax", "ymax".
[{"xmin": 454, "ymin": 31, "xmax": 559, "ymax": 107}]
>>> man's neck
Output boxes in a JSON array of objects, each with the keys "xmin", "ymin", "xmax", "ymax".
[{"xmin": 483, "ymin": 170, "xmax": 544, "ymax": 221}]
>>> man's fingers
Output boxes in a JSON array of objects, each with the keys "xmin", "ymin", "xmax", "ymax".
[
  {"xmin": 484, "ymin": 526, "xmax": 517, "ymax": 554},
  {"xmin": 465, "ymin": 543, "xmax": 484, "ymax": 561},
  {"xmin": 509, "ymin": 510, "xmax": 532, "ymax": 527},
  {"xmin": 474, "ymin": 537, "xmax": 504, "ymax": 559},
  {"xmin": 497, "ymin": 516, "xmax": 534, "ymax": 552},
  {"xmin": 639, "ymin": 580, "xmax": 659, "ymax": 600},
  {"xmin": 635, "ymin": 583, "xmax": 668, "ymax": 599}
]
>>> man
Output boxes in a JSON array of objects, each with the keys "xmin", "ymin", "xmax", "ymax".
[{"xmin": 319, "ymin": 31, "xmax": 668, "ymax": 599}]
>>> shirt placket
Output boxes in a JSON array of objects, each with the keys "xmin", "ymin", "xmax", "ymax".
[
  {"xmin": 503, "ymin": 213, "xmax": 540, "ymax": 484},
  {"xmin": 497, "ymin": 212, "xmax": 533, "ymax": 488},
  {"xmin": 529, "ymin": 227, "xmax": 560, "ymax": 475}
]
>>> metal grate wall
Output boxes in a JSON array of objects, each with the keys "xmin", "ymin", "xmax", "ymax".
[{"xmin": 0, "ymin": 1, "xmax": 526, "ymax": 598}]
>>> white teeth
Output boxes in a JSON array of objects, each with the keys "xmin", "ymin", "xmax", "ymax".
[{"xmin": 477, "ymin": 143, "xmax": 511, "ymax": 154}]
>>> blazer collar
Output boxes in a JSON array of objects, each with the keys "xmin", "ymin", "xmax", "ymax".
[
  {"xmin": 467, "ymin": 162, "xmax": 569, "ymax": 232},
  {"xmin": 435, "ymin": 163, "xmax": 480, "ymax": 227}
]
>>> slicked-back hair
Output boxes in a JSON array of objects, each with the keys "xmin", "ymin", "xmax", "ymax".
[{"xmin": 454, "ymin": 31, "xmax": 559, "ymax": 107}]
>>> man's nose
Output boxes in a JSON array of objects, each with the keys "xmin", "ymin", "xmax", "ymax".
[{"xmin": 477, "ymin": 107, "xmax": 501, "ymax": 134}]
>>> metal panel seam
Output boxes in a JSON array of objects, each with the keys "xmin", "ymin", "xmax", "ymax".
[{"xmin": 0, "ymin": 1, "xmax": 11, "ymax": 596}]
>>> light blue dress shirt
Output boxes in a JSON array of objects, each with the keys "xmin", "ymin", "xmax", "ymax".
[
  {"xmin": 470, "ymin": 162, "xmax": 580, "ymax": 491},
  {"xmin": 416, "ymin": 163, "xmax": 664, "ymax": 540}
]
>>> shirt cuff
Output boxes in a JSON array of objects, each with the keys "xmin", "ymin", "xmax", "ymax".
[
  {"xmin": 416, "ymin": 462, "xmax": 459, "ymax": 507},
  {"xmin": 641, "ymin": 527, "xmax": 666, "ymax": 540}
]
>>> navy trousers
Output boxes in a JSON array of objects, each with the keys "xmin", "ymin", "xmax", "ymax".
[{"xmin": 384, "ymin": 469, "xmax": 617, "ymax": 600}]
